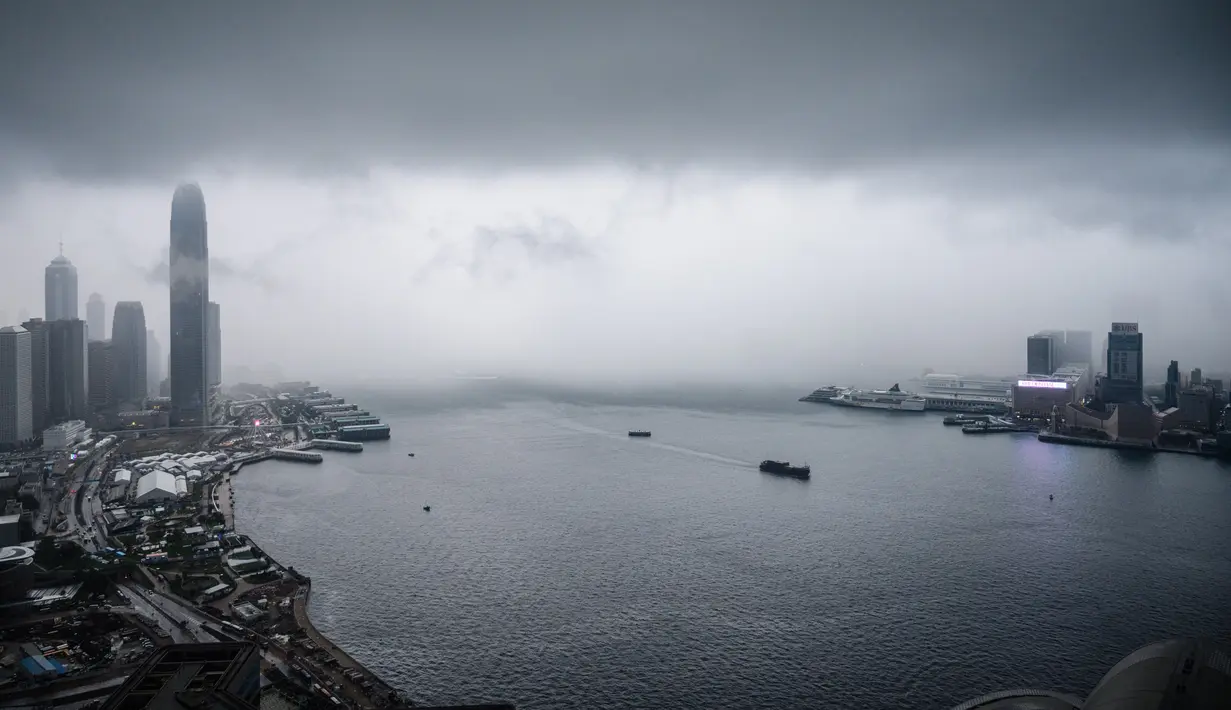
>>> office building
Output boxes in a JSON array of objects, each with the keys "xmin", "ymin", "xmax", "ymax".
[
  {"xmin": 1164, "ymin": 360, "xmax": 1180, "ymax": 409},
  {"xmin": 111, "ymin": 301, "xmax": 147, "ymax": 407},
  {"xmin": 47, "ymin": 319, "xmax": 89, "ymax": 423},
  {"xmin": 1058, "ymin": 330, "xmax": 1092, "ymax": 368},
  {"xmin": 1026, "ymin": 333, "xmax": 1056, "ymax": 376},
  {"xmin": 86, "ymin": 293, "xmax": 106, "ymax": 341},
  {"xmin": 1190, "ymin": 368, "xmax": 1203, "ymax": 387},
  {"xmin": 42, "ymin": 420, "xmax": 89, "ymax": 451},
  {"xmin": 1178, "ymin": 387, "xmax": 1216, "ymax": 432},
  {"xmin": 1098, "ymin": 322, "xmax": 1144, "ymax": 404},
  {"xmin": 98, "ymin": 643, "xmax": 261, "ymax": 710},
  {"xmin": 146, "ymin": 330, "xmax": 161, "ymax": 398},
  {"xmin": 44, "ymin": 249, "xmax": 78, "ymax": 321},
  {"xmin": 169, "ymin": 184, "xmax": 210, "ymax": 427},
  {"xmin": 19, "ymin": 318, "xmax": 50, "ymax": 433},
  {"xmin": 0, "ymin": 327, "xmax": 34, "ymax": 448},
  {"xmin": 207, "ymin": 301, "xmax": 221, "ymax": 388},
  {"xmin": 88, "ymin": 341, "xmax": 115, "ymax": 411},
  {"xmin": 1013, "ymin": 366, "xmax": 1092, "ymax": 419}
]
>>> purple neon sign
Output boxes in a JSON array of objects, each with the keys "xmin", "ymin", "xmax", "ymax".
[{"xmin": 1017, "ymin": 379, "xmax": 1069, "ymax": 390}]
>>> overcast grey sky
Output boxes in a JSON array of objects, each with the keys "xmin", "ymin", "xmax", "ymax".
[{"xmin": 1, "ymin": 1, "xmax": 1229, "ymax": 386}]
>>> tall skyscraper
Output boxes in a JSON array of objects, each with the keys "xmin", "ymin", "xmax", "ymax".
[
  {"xmin": 1059, "ymin": 330, "xmax": 1093, "ymax": 367},
  {"xmin": 111, "ymin": 302, "xmax": 147, "ymax": 407},
  {"xmin": 1164, "ymin": 360, "xmax": 1180, "ymax": 409},
  {"xmin": 1026, "ymin": 333, "xmax": 1056, "ymax": 376},
  {"xmin": 1100, "ymin": 322, "xmax": 1144, "ymax": 404},
  {"xmin": 20, "ymin": 318, "xmax": 50, "ymax": 434},
  {"xmin": 45, "ymin": 248, "xmax": 79, "ymax": 321},
  {"xmin": 207, "ymin": 301, "xmax": 222, "ymax": 388},
  {"xmin": 87, "ymin": 293, "xmax": 107, "ymax": 341},
  {"xmin": 0, "ymin": 326, "xmax": 34, "ymax": 447},
  {"xmin": 146, "ymin": 329, "xmax": 161, "ymax": 398},
  {"xmin": 48, "ymin": 318, "xmax": 89, "ymax": 422},
  {"xmin": 169, "ymin": 183, "xmax": 210, "ymax": 427},
  {"xmin": 88, "ymin": 340, "xmax": 115, "ymax": 412}
]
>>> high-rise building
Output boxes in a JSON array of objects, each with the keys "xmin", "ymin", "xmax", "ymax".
[
  {"xmin": 19, "ymin": 318, "xmax": 50, "ymax": 433},
  {"xmin": 1058, "ymin": 330, "xmax": 1093, "ymax": 367},
  {"xmin": 88, "ymin": 340, "xmax": 115, "ymax": 411},
  {"xmin": 1099, "ymin": 322, "xmax": 1144, "ymax": 404},
  {"xmin": 45, "ymin": 249, "xmax": 79, "ymax": 322},
  {"xmin": 47, "ymin": 318, "xmax": 89, "ymax": 423},
  {"xmin": 0, "ymin": 326, "xmax": 34, "ymax": 448},
  {"xmin": 111, "ymin": 302, "xmax": 147, "ymax": 407},
  {"xmin": 86, "ymin": 293, "xmax": 106, "ymax": 341},
  {"xmin": 1164, "ymin": 360, "xmax": 1180, "ymax": 409},
  {"xmin": 1026, "ymin": 333, "xmax": 1056, "ymax": 376},
  {"xmin": 146, "ymin": 329, "xmax": 161, "ymax": 397},
  {"xmin": 1190, "ymin": 368, "xmax": 1203, "ymax": 387},
  {"xmin": 169, "ymin": 183, "xmax": 210, "ymax": 427},
  {"xmin": 207, "ymin": 301, "xmax": 222, "ymax": 388}
]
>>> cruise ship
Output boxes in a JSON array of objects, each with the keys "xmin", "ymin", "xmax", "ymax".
[
  {"xmin": 799, "ymin": 386, "xmax": 847, "ymax": 403},
  {"xmin": 829, "ymin": 383, "xmax": 926, "ymax": 412}
]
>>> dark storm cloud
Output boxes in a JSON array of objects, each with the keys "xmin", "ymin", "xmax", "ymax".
[
  {"xmin": 2, "ymin": 0, "xmax": 1228, "ymax": 182},
  {"xmin": 414, "ymin": 217, "xmax": 594, "ymax": 285}
]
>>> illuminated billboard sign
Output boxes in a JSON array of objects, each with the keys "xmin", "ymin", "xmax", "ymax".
[
  {"xmin": 1017, "ymin": 379, "xmax": 1069, "ymax": 390},
  {"xmin": 1111, "ymin": 322, "xmax": 1139, "ymax": 334}
]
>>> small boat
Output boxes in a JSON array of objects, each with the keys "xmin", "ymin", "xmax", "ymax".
[
  {"xmin": 759, "ymin": 460, "xmax": 811, "ymax": 479},
  {"xmin": 407, "ymin": 453, "xmax": 415, "ymax": 457},
  {"xmin": 628, "ymin": 430, "xmax": 651, "ymax": 438},
  {"xmin": 423, "ymin": 505, "xmax": 431, "ymax": 512}
]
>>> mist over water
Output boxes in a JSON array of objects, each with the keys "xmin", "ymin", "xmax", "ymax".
[{"xmin": 232, "ymin": 382, "xmax": 1231, "ymax": 709}]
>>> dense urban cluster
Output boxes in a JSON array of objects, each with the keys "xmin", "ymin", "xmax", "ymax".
[
  {"xmin": 0, "ymin": 185, "xmax": 499, "ymax": 710},
  {"xmin": 802, "ymin": 323, "xmax": 1231, "ymax": 455}
]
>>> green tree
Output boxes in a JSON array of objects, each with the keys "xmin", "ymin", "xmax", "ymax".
[{"xmin": 34, "ymin": 536, "xmax": 59, "ymax": 566}]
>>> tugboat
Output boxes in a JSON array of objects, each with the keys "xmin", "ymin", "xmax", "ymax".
[
  {"xmin": 759, "ymin": 460, "xmax": 811, "ymax": 479},
  {"xmin": 628, "ymin": 430, "xmax": 651, "ymax": 438}
]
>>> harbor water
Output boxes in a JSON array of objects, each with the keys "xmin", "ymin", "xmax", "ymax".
[{"xmin": 231, "ymin": 382, "xmax": 1231, "ymax": 710}]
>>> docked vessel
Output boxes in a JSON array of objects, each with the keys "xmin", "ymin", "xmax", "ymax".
[
  {"xmin": 799, "ymin": 386, "xmax": 847, "ymax": 403},
  {"xmin": 628, "ymin": 430, "xmax": 651, "ymax": 438},
  {"xmin": 759, "ymin": 460, "xmax": 811, "ymax": 479},
  {"xmin": 943, "ymin": 414, "xmax": 993, "ymax": 426},
  {"xmin": 829, "ymin": 383, "xmax": 926, "ymax": 412}
]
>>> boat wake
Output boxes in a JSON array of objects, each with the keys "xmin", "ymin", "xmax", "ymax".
[{"xmin": 554, "ymin": 420, "xmax": 753, "ymax": 468}]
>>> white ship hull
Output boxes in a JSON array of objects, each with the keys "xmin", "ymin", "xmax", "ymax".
[{"xmin": 830, "ymin": 387, "xmax": 927, "ymax": 412}]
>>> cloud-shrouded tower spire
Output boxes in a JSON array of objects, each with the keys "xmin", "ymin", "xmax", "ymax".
[
  {"xmin": 169, "ymin": 183, "xmax": 210, "ymax": 426},
  {"xmin": 45, "ymin": 249, "xmax": 78, "ymax": 322},
  {"xmin": 87, "ymin": 292, "xmax": 106, "ymax": 341}
]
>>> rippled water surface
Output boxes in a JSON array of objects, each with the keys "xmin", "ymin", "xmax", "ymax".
[{"xmin": 231, "ymin": 384, "xmax": 1231, "ymax": 709}]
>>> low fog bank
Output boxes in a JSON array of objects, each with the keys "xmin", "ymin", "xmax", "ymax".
[
  {"xmin": 329, "ymin": 377, "xmax": 851, "ymax": 417},
  {"xmin": 6, "ymin": 170, "xmax": 1230, "ymax": 388}
]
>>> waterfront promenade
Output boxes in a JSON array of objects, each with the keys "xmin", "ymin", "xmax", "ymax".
[{"xmin": 208, "ymin": 460, "xmax": 405, "ymax": 707}]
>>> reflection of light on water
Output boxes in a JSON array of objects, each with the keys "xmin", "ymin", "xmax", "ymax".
[{"xmin": 555, "ymin": 419, "xmax": 752, "ymax": 468}]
